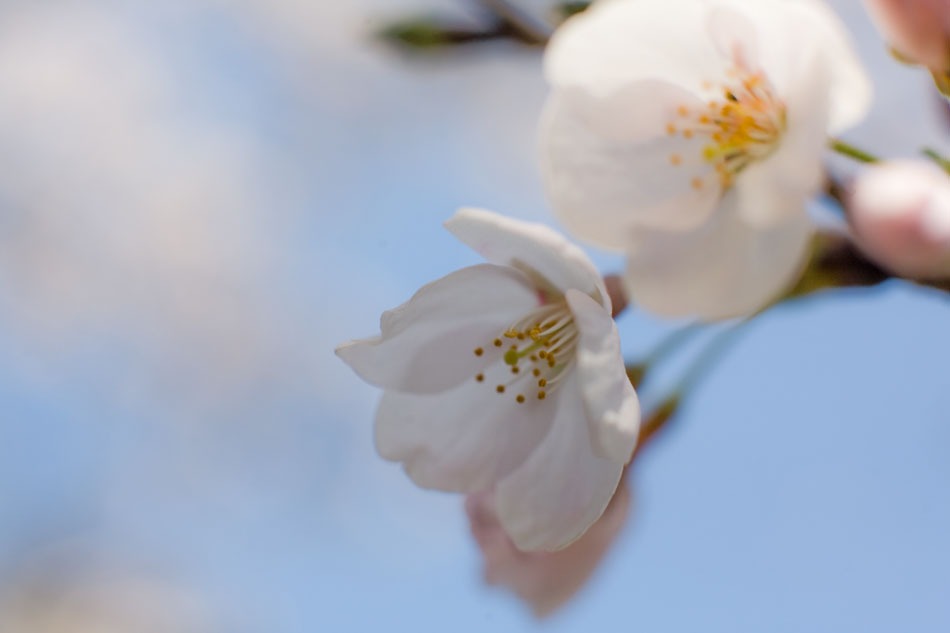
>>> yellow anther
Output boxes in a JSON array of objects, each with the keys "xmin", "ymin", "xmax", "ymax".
[
  {"xmin": 474, "ymin": 347, "xmax": 483, "ymax": 357},
  {"xmin": 537, "ymin": 390, "xmax": 547, "ymax": 400},
  {"xmin": 516, "ymin": 394, "xmax": 525, "ymax": 404},
  {"xmin": 691, "ymin": 177, "xmax": 704, "ymax": 190},
  {"xmin": 496, "ymin": 385, "xmax": 505, "ymax": 394},
  {"xmin": 532, "ymin": 368, "xmax": 541, "ymax": 377},
  {"xmin": 670, "ymin": 154, "xmax": 682, "ymax": 166},
  {"xmin": 511, "ymin": 366, "xmax": 520, "ymax": 375},
  {"xmin": 493, "ymin": 339, "xmax": 503, "ymax": 347},
  {"xmin": 538, "ymin": 378, "xmax": 547, "ymax": 388},
  {"xmin": 475, "ymin": 373, "xmax": 484, "ymax": 382}
]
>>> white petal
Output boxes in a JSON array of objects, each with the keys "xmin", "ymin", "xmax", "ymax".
[
  {"xmin": 564, "ymin": 289, "xmax": 640, "ymax": 465},
  {"xmin": 336, "ymin": 264, "xmax": 537, "ymax": 394},
  {"xmin": 545, "ymin": 0, "xmax": 725, "ymax": 96},
  {"xmin": 551, "ymin": 80, "xmax": 705, "ymax": 144},
  {"xmin": 706, "ymin": 5, "xmax": 760, "ymax": 72},
  {"xmin": 623, "ymin": 192, "xmax": 814, "ymax": 320},
  {"xmin": 787, "ymin": 0, "xmax": 871, "ymax": 133},
  {"xmin": 540, "ymin": 93, "xmax": 721, "ymax": 248},
  {"xmin": 495, "ymin": 374, "xmax": 624, "ymax": 551},
  {"xmin": 735, "ymin": 46, "xmax": 830, "ymax": 226},
  {"xmin": 374, "ymin": 358, "xmax": 556, "ymax": 492},
  {"xmin": 716, "ymin": 0, "xmax": 870, "ymax": 133},
  {"xmin": 445, "ymin": 208, "xmax": 608, "ymax": 309}
]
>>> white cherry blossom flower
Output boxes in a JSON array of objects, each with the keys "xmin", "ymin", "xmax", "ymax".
[
  {"xmin": 540, "ymin": 0, "xmax": 871, "ymax": 319},
  {"xmin": 336, "ymin": 208, "xmax": 640, "ymax": 551}
]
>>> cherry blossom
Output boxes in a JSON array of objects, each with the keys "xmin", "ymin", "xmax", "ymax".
[
  {"xmin": 336, "ymin": 208, "xmax": 640, "ymax": 550},
  {"xmin": 540, "ymin": 0, "xmax": 871, "ymax": 319}
]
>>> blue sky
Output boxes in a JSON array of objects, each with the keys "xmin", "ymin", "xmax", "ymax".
[{"xmin": 0, "ymin": 1, "xmax": 947, "ymax": 631}]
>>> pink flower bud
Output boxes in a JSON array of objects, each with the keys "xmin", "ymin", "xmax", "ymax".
[
  {"xmin": 465, "ymin": 483, "xmax": 630, "ymax": 618},
  {"xmin": 864, "ymin": 0, "xmax": 950, "ymax": 71},
  {"xmin": 848, "ymin": 160, "xmax": 950, "ymax": 279}
]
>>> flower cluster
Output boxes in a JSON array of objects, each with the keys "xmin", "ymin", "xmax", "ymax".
[{"xmin": 341, "ymin": 0, "xmax": 950, "ymax": 617}]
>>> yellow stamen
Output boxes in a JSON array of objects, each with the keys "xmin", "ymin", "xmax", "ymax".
[{"xmin": 667, "ymin": 66, "xmax": 785, "ymax": 189}]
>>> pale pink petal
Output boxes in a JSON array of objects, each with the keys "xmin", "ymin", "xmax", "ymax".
[
  {"xmin": 564, "ymin": 290, "xmax": 639, "ymax": 465},
  {"xmin": 466, "ymin": 483, "xmax": 631, "ymax": 618},
  {"xmin": 374, "ymin": 357, "xmax": 556, "ymax": 492},
  {"xmin": 848, "ymin": 160, "xmax": 950, "ymax": 279},
  {"xmin": 336, "ymin": 264, "xmax": 537, "ymax": 394},
  {"xmin": 445, "ymin": 208, "xmax": 608, "ymax": 309},
  {"xmin": 495, "ymin": 374, "xmax": 624, "ymax": 551},
  {"xmin": 623, "ymin": 192, "xmax": 814, "ymax": 320}
]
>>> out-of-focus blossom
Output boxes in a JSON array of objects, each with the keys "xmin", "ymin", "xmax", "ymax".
[
  {"xmin": 466, "ymin": 481, "xmax": 631, "ymax": 618},
  {"xmin": 540, "ymin": 0, "xmax": 871, "ymax": 319},
  {"xmin": 864, "ymin": 0, "xmax": 950, "ymax": 73},
  {"xmin": 0, "ymin": 565, "xmax": 213, "ymax": 633},
  {"xmin": 848, "ymin": 160, "xmax": 950, "ymax": 278},
  {"xmin": 337, "ymin": 208, "xmax": 640, "ymax": 550}
]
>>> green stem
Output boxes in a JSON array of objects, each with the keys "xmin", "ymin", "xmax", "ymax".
[
  {"xmin": 675, "ymin": 322, "xmax": 750, "ymax": 396},
  {"xmin": 626, "ymin": 324, "xmax": 703, "ymax": 389},
  {"xmin": 923, "ymin": 147, "xmax": 950, "ymax": 175},
  {"xmin": 643, "ymin": 324, "xmax": 703, "ymax": 368},
  {"xmin": 630, "ymin": 323, "xmax": 749, "ymax": 459},
  {"xmin": 829, "ymin": 138, "xmax": 879, "ymax": 164}
]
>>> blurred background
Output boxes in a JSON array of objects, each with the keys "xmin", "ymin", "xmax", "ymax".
[{"xmin": 0, "ymin": 1, "xmax": 947, "ymax": 631}]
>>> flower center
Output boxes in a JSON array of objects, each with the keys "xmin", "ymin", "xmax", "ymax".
[
  {"xmin": 667, "ymin": 67, "xmax": 786, "ymax": 190},
  {"xmin": 471, "ymin": 298, "xmax": 578, "ymax": 404}
]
